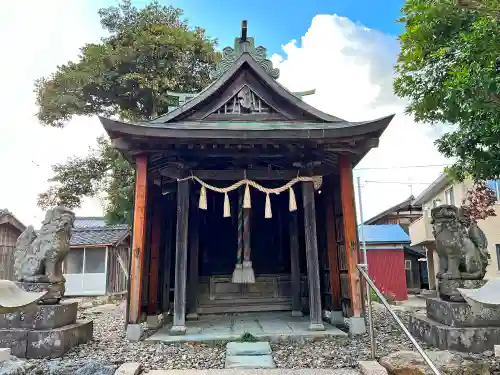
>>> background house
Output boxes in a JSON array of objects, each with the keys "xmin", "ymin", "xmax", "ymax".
[
  {"xmin": 358, "ymin": 224, "xmax": 427, "ymax": 301},
  {"xmin": 364, "ymin": 195, "xmax": 422, "ymax": 233},
  {"xmin": 63, "ymin": 217, "xmax": 130, "ymax": 296},
  {"xmin": 409, "ymin": 174, "xmax": 500, "ymax": 291},
  {"xmin": 0, "ymin": 209, "xmax": 25, "ymax": 280}
]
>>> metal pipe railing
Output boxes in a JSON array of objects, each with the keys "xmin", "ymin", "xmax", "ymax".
[{"xmin": 356, "ymin": 264, "xmax": 441, "ymax": 375}]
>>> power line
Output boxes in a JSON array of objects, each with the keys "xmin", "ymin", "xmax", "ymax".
[{"xmin": 355, "ymin": 163, "xmax": 449, "ymax": 171}]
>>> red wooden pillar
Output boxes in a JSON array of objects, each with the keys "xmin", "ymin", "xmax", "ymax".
[
  {"xmin": 339, "ymin": 155, "xmax": 363, "ymax": 319},
  {"xmin": 129, "ymin": 155, "xmax": 148, "ymax": 324},
  {"xmin": 324, "ymin": 176, "xmax": 342, "ymax": 312},
  {"xmin": 148, "ymin": 194, "xmax": 161, "ymax": 315}
]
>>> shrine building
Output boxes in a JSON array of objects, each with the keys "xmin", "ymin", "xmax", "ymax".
[{"xmin": 99, "ymin": 22, "xmax": 394, "ymax": 340}]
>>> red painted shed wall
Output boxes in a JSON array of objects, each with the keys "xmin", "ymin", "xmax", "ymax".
[{"xmin": 366, "ymin": 249, "xmax": 408, "ymax": 301}]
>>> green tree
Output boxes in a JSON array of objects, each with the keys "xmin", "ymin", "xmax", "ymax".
[
  {"xmin": 36, "ymin": 0, "xmax": 217, "ymax": 223},
  {"xmin": 395, "ymin": 0, "xmax": 500, "ymax": 181}
]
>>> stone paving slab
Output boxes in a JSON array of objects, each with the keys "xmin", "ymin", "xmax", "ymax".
[
  {"xmin": 227, "ymin": 342, "xmax": 272, "ymax": 356},
  {"xmin": 148, "ymin": 370, "xmax": 361, "ymax": 375},
  {"xmin": 146, "ymin": 312, "xmax": 346, "ymax": 344},
  {"xmin": 225, "ymin": 354, "xmax": 276, "ymax": 369}
]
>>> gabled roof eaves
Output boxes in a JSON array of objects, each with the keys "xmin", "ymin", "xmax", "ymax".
[
  {"xmin": 413, "ymin": 173, "xmax": 451, "ymax": 206},
  {"xmin": 0, "ymin": 209, "xmax": 26, "ymax": 232},
  {"xmin": 364, "ymin": 195, "xmax": 421, "ymax": 224},
  {"xmin": 149, "ymin": 53, "xmax": 345, "ymax": 124}
]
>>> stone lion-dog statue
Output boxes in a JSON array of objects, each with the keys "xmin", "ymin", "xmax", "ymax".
[
  {"xmin": 14, "ymin": 206, "xmax": 75, "ymax": 284},
  {"xmin": 431, "ymin": 204, "xmax": 489, "ymax": 280}
]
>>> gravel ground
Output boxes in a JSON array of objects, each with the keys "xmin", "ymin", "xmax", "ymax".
[
  {"xmin": 272, "ymin": 303, "xmax": 500, "ymax": 374},
  {"xmin": 25, "ymin": 301, "xmax": 500, "ymax": 373}
]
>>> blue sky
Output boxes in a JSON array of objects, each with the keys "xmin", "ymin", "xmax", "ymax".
[
  {"xmin": 1, "ymin": 0, "xmax": 448, "ymax": 225},
  {"xmin": 127, "ymin": 0, "xmax": 405, "ymax": 54}
]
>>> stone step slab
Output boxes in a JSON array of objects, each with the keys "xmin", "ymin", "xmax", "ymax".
[
  {"xmin": 226, "ymin": 342, "xmax": 272, "ymax": 356},
  {"xmin": 147, "ymin": 370, "xmax": 361, "ymax": 375},
  {"xmin": 357, "ymin": 361, "xmax": 388, "ymax": 375},
  {"xmin": 115, "ymin": 362, "xmax": 142, "ymax": 375},
  {"xmin": 225, "ymin": 354, "xmax": 276, "ymax": 369}
]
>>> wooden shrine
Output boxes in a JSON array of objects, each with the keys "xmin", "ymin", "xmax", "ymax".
[{"xmin": 99, "ymin": 21, "xmax": 394, "ymax": 339}]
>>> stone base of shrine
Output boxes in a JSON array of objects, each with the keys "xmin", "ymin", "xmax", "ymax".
[
  {"xmin": 145, "ymin": 312, "xmax": 346, "ymax": 344},
  {"xmin": 0, "ymin": 302, "xmax": 93, "ymax": 358}
]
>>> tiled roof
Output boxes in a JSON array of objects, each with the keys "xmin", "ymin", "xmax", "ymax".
[
  {"xmin": 358, "ymin": 224, "xmax": 411, "ymax": 244},
  {"xmin": 71, "ymin": 217, "xmax": 129, "ymax": 247}
]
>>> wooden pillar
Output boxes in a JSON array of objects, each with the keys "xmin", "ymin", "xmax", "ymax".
[
  {"xmin": 289, "ymin": 211, "xmax": 302, "ymax": 317},
  {"xmin": 148, "ymin": 195, "xmax": 161, "ymax": 316},
  {"xmin": 339, "ymin": 155, "xmax": 363, "ymax": 319},
  {"xmin": 302, "ymin": 181, "xmax": 325, "ymax": 331},
  {"xmin": 170, "ymin": 177, "xmax": 190, "ymax": 335},
  {"xmin": 325, "ymin": 176, "xmax": 342, "ymax": 312},
  {"xmin": 129, "ymin": 155, "xmax": 148, "ymax": 324},
  {"xmin": 187, "ymin": 193, "xmax": 199, "ymax": 320},
  {"xmin": 161, "ymin": 196, "xmax": 174, "ymax": 313}
]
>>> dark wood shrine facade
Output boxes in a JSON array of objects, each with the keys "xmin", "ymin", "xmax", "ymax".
[{"xmin": 99, "ymin": 22, "xmax": 394, "ymax": 337}]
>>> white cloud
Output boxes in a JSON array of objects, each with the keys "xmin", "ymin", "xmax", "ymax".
[
  {"xmin": 0, "ymin": 1, "xmax": 106, "ymax": 226},
  {"xmin": 272, "ymin": 14, "xmax": 450, "ymax": 220}
]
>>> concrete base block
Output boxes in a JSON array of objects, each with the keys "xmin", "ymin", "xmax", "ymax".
[
  {"xmin": 226, "ymin": 342, "xmax": 272, "ymax": 356},
  {"xmin": 291, "ymin": 310, "xmax": 303, "ymax": 317},
  {"xmin": 169, "ymin": 325, "xmax": 186, "ymax": 336},
  {"xmin": 115, "ymin": 362, "xmax": 142, "ymax": 375},
  {"xmin": 330, "ymin": 310, "xmax": 344, "ymax": 325},
  {"xmin": 0, "ymin": 329, "xmax": 28, "ymax": 357},
  {"xmin": 0, "ymin": 348, "xmax": 11, "ymax": 363},
  {"xmin": 126, "ymin": 324, "xmax": 144, "ymax": 342},
  {"xmin": 146, "ymin": 315, "xmax": 161, "ymax": 329},
  {"xmin": 26, "ymin": 320, "xmax": 93, "ymax": 358},
  {"xmin": 409, "ymin": 312, "xmax": 500, "ymax": 353},
  {"xmin": 358, "ymin": 360, "xmax": 388, "ymax": 375},
  {"xmin": 225, "ymin": 354, "xmax": 276, "ymax": 369},
  {"xmin": 0, "ymin": 302, "xmax": 77, "ymax": 330},
  {"xmin": 349, "ymin": 317, "xmax": 366, "ymax": 335},
  {"xmin": 426, "ymin": 297, "xmax": 500, "ymax": 327},
  {"xmin": 495, "ymin": 345, "xmax": 500, "ymax": 358}
]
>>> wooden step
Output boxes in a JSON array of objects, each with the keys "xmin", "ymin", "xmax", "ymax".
[{"xmin": 197, "ymin": 299, "xmax": 292, "ymax": 314}]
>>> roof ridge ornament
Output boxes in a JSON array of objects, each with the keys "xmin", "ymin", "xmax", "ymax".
[{"xmin": 210, "ymin": 20, "xmax": 280, "ymax": 81}]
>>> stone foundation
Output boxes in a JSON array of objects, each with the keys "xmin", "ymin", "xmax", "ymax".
[
  {"xmin": 409, "ymin": 289, "xmax": 500, "ymax": 353},
  {"xmin": 15, "ymin": 281, "xmax": 65, "ymax": 305},
  {"xmin": 438, "ymin": 279, "xmax": 486, "ymax": 302},
  {"xmin": 0, "ymin": 302, "xmax": 93, "ymax": 358}
]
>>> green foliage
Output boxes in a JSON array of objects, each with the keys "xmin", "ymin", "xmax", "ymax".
[
  {"xmin": 395, "ymin": 0, "xmax": 500, "ymax": 181},
  {"xmin": 240, "ymin": 332, "xmax": 258, "ymax": 342},
  {"xmin": 36, "ymin": 0, "xmax": 217, "ymax": 223}
]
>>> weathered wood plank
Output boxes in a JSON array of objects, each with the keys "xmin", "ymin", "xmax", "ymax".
[
  {"xmin": 324, "ymin": 175, "xmax": 342, "ymax": 310},
  {"xmin": 339, "ymin": 155, "xmax": 363, "ymax": 318},
  {"xmin": 302, "ymin": 181, "xmax": 324, "ymax": 330},
  {"xmin": 171, "ymin": 177, "xmax": 190, "ymax": 334},
  {"xmin": 160, "ymin": 169, "xmax": 328, "ymax": 181},
  {"xmin": 161, "ymin": 195, "xmax": 174, "ymax": 313},
  {"xmin": 289, "ymin": 211, "xmax": 302, "ymax": 316},
  {"xmin": 129, "ymin": 155, "xmax": 148, "ymax": 324}
]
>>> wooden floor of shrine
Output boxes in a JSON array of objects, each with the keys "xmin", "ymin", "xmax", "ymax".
[{"xmin": 146, "ymin": 312, "xmax": 347, "ymax": 343}]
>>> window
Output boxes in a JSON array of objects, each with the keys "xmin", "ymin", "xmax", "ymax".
[
  {"xmin": 405, "ymin": 259, "xmax": 412, "ymax": 270},
  {"xmin": 487, "ymin": 180, "xmax": 500, "ymax": 201},
  {"xmin": 444, "ymin": 187, "xmax": 455, "ymax": 205},
  {"xmin": 63, "ymin": 247, "xmax": 106, "ymax": 274},
  {"xmin": 497, "ymin": 245, "xmax": 500, "ymax": 271}
]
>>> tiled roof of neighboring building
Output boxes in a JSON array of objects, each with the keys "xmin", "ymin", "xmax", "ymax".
[
  {"xmin": 358, "ymin": 224, "xmax": 411, "ymax": 244},
  {"xmin": 71, "ymin": 217, "xmax": 129, "ymax": 247},
  {"xmin": 364, "ymin": 195, "xmax": 421, "ymax": 225}
]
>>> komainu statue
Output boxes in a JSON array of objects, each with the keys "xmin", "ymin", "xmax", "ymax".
[
  {"xmin": 431, "ymin": 204, "xmax": 489, "ymax": 281},
  {"xmin": 13, "ymin": 206, "xmax": 75, "ymax": 303}
]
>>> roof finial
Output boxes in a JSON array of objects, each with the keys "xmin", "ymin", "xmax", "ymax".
[{"xmin": 241, "ymin": 20, "xmax": 248, "ymax": 42}]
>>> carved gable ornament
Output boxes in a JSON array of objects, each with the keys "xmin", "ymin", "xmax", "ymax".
[
  {"xmin": 210, "ymin": 37, "xmax": 279, "ymax": 81},
  {"xmin": 213, "ymin": 85, "xmax": 276, "ymax": 115}
]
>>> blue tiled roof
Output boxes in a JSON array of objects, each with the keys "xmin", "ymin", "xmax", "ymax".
[
  {"xmin": 71, "ymin": 217, "xmax": 129, "ymax": 246},
  {"xmin": 358, "ymin": 224, "xmax": 410, "ymax": 244}
]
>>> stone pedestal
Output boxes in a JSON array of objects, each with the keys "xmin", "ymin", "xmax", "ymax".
[
  {"xmin": 409, "ymin": 296, "xmax": 500, "ymax": 353},
  {"xmin": 0, "ymin": 302, "xmax": 93, "ymax": 358},
  {"xmin": 15, "ymin": 281, "xmax": 65, "ymax": 305},
  {"xmin": 438, "ymin": 278, "xmax": 487, "ymax": 302}
]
